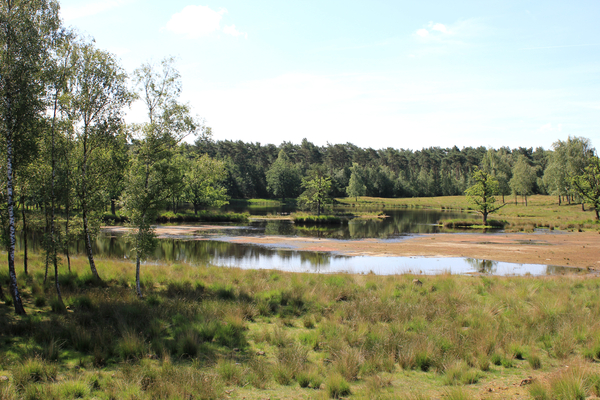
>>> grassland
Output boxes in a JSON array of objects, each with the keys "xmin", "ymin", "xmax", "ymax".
[
  {"xmin": 2, "ymin": 252, "xmax": 600, "ymax": 399},
  {"xmin": 337, "ymin": 195, "xmax": 600, "ymax": 232}
]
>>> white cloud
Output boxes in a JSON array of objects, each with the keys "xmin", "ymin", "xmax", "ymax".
[
  {"xmin": 538, "ymin": 123, "xmax": 553, "ymax": 132},
  {"xmin": 164, "ymin": 5, "xmax": 225, "ymax": 38},
  {"xmin": 416, "ymin": 28, "xmax": 429, "ymax": 37},
  {"xmin": 164, "ymin": 5, "xmax": 247, "ymax": 39},
  {"xmin": 223, "ymin": 24, "xmax": 247, "ymax": 39},
  {"xmin": 431, "ymin": 23, "xmax": 447, "ymax": 33},
  {"xmin": 61, "ymin": 0, "xmax": 132, "ymax": 21}
]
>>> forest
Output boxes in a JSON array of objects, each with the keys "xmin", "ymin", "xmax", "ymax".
[{"xmin": 1, "ymin": 1, "xmax": 599, "ymax": 316}]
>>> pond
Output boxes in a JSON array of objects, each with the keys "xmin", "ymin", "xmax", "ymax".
[
  {"xmin": 17, "ymin": 229, "xmax": 572, "ymax": 277},
  {"xmin": 237, "ymin": 208, "xmax": 485, "ymax": 239}
]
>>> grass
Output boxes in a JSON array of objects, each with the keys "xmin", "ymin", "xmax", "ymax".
[
  {"xmin": 3, "ymin": 252, "xmax": 600, "ymax": 398},
  {"xmin": 336, "ymin": 195, "xmax": 600, "ymax": 232},
  {"xmin": 292, "ymin": 213, "xmax": 343, "ymax": 224}
]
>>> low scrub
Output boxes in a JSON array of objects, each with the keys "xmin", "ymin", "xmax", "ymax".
[
  {"xmin": 156, "ymin": 211, "xmax": 249, "ymax": 223},
  {"xmin": 442, "ymin": 219, "xmax": 506, "ymax": 228},
  {"xmin": 293, "ymin": 214, "xmax": 342, "ymax": 224}
]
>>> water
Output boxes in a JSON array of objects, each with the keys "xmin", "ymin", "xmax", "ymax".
[
  {"xmin": 14, "ymin": 207, "xmax": 571, "ymax": 276},
  {"xmin": 243, "ymin": 208, "xmax": 484, "ymax": 239},
  {"xmin": 17, "ymin": 231, "xmax": 574, "ymax": 277}
]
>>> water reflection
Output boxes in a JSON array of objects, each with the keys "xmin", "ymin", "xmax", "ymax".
[
  {"xmin": 15, "ymin": 231, "xmax": 572, "ymax": 277},
  {"xmin": 246, "ymin": 208, "xmax": 486, "ymax": 240},
  {"xmin": 465, "ymin": 258, "xmax": 498, "ymax": 274}
]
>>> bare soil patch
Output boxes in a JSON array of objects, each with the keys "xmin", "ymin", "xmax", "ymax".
[
  {"xmin": 229, "ymin": 231, "xmax": 600, "ymax": 269},
  {"xmin": 102, "ymin": 225, "xmax": 600, "ymax": 269}
]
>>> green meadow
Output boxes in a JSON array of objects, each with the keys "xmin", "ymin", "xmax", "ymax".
[{"xmin": 2, "ymin": 249, "xmax": 600, "ymax": 399}]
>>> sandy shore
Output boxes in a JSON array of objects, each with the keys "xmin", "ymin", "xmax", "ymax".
[{"xmin": 102, "ymin": 225, "xmax": 600, "ymax": 269}]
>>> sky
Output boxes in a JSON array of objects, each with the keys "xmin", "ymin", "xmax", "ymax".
[{"xmin": 58, "ymin": 0, "xmax": 600, "ymax": 151}]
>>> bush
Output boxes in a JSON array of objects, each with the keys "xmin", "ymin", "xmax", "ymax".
[{"xmin": 326, "ymin": 373, "xmax": 351, "ymax": 398}]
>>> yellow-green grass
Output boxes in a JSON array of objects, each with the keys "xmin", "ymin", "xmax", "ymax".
[
  {"xmin": 337, "ymin": 195, "xmax": 600, "ymax": 232},
  {"xmin": 2, "ymin": 252, "xmax": 600, "ymax": 398}
]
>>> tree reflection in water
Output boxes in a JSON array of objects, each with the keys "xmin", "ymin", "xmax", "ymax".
[{"xmin": 465, "ymin": 258, "xmax": 498, "ymax": 274}]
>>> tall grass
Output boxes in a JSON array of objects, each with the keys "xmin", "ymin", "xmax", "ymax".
[{"xmin": 3, "ymin": 252, "xmax": 600, "ymax": 397}]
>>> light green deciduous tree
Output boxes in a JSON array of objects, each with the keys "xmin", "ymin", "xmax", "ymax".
[
  {"xmin": 465, "ymin": 168, "xmax": 504, "ymax": 225},
  {"xmin": 299, "ymin": 166, "xmax": 332, "ymax": 216},
  {"xmin": 122, "ymin": 58, "xmax": 202, "ymax": 297},
  {"xmin": 572, "ymin": 156, "xmax": 600, "ymax": 220}
]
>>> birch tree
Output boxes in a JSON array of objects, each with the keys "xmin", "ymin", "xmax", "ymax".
[
  {"xmin": 123, "ymin": 58, "xmax": 203, "ymax": 297},
  {"xmin": 0, "ymin": 0, "xmax": 61, "ymax": 314},
  {"xmin": 62, "ymin": 40, "xmax": 131, "ymax": 280}
]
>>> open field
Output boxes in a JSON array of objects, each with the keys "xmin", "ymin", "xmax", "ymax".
[{"xmin": 3, "ymin": 253, "xmax": 600, "ymax": 399}]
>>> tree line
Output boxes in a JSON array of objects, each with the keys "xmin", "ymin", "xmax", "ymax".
[{"xmin": 195, "ymin": 136, "xmax": 595, "ymax": 207}]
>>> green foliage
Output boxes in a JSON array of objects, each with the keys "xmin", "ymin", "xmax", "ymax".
[
  {"xmin": 465, "ymin": 168, "xmax": 504, "ymax": 224},
  {"xmin": 510, "ymin": 155, "xmax": 538, "ymax": 204},
  {"xmin": 184, "ymin": 154, "xmax": 229, "ymax": 214},
  {"xmin": 298, "ymin": 165, "xmax": 333, "ymax": 216},
  {"xmin": 326, "ymin": 373, "xmax": 351, "ymax": 398},
  {"xmin": 572, "ymin": 156, "xmax": 600, "ymax": 219},
  {"xmin": 266, "ymin": 149, "xmax": 302, "ymax": 201},
  {"xmin": 346, "ymin": 163, "xmax": 366, "ymax": 200},
  {"xmin": 293, "ymin": 214, "xmax": 341, "ymax": 224}
]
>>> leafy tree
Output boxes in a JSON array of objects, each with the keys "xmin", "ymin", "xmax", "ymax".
[
  {"xmin": 266, "ymin": 149, "xmax": 301, "ymax": 201},
  {"xmin": 509, "ymin": 156, "xmax": 537, "ymax": 206},
  {"xmin": 0, "ymin": 0, "xmax": 61, "ymax": 314},
  {"xmin": 62, "ymin": 40, "xmax": 132, "ymax": 280},
  {"xmin": 572, "ymin": 156, "xmax": 600, "ymax": 220},
  {"xmin": 346, "ymin": 163, "xmax": 366, "ymax": 201},
  {"xmin": 298, "ymin": 166, "xmax": 332, "ymax": 216},
  {"xmin": 184, "ymin": 154, "xmax": 229, "ymax": 214},
  {"xmin": 481, "ymin": 148, "xmax": 512, "ymax": 203},
  {"xmin": 543, "ymin": 147, "xmax": 569, "ymax": 205},
  {"xmin": 465, "ymin": 168, "xmax": 504, "ymax": 225},
  {"xmin": 123, "ymin": 58, "xmax": 201, "ymax": 297}
]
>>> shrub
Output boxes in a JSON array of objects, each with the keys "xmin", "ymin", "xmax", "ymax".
[
  {"xmin": 529, "ymin": 381, "xmax": 549, "ymax": 400},
  {"xmin": 529, "ymin": 354, "xmax": 542, "ymax": 370},
  {"xmin": 115, "ymin": 330, "xmax": 146, "ymax": 361},
  {"xmin": 12, "ymin": 358, "xmax": 58, "ymax": 388},
  {"xmin": 326, "ymin": 373, "xmax": 351, "ymax": 398},
  {"xmin": 296, "ymin": 372, "xmax": 311, "ymax": 388},
  {"xmin": 216, "ymin": 360, "xmax": 244, "ymax": 386}
]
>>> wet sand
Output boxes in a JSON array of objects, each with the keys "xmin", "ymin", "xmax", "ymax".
[{"xmin": 102, "ymin": 226, "xmax": 600, "ymax": 269}]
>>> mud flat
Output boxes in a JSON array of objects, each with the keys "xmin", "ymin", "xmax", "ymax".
[{"xmin": 103, "ymin": 225, "xmax": 600, "ymax": 270}]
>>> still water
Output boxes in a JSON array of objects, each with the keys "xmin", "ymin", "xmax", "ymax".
[{"xmin": 18, "ymin": 232, "xmax": 569, "ymax": 277}]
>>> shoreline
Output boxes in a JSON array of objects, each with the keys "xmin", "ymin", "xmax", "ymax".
[{"xmin": 102, "ymin": 225, "xmax": 600, "ymax": 270}]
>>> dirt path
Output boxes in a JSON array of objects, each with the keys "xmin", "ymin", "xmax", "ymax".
[{"xmin": 102, "ymin": 225, "xmax": 600, "ymax": 269}]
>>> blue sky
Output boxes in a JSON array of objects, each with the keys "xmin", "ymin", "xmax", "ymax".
[{"xmin": 59, "ymin": 0, "xmax": 600, "ymax": 151}]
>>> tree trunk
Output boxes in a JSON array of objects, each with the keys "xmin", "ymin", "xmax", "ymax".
[
  {"xmin": 6, "ymin": 133, "xmax": 26, "ymax": 314},
  {"xmin": 582, "ymin": 203, "xmax": 585, "ymax": 211},
  {"xmin": 525, "ymin": 195, "xmax": 528, "ymax": 206},
  {"xmin": 82, "ymin": 210, "xmax": 100, "ymax": 280},
  {"xmin": 595, "ymin": 208, "xmax": 599, "ymax": 220},
  {"xmin": 81, "ymin": 128, "xmax": 100, "ymax": 280},
  {"xmin": 50, "ymin": 89, "xmax": 64, "ymax": 310},
  {"xmin": 482, "ymin": 211, "xmax": 488, "ymax": 226},
  {"xmin": 136, "ymin": 252, "xmax": 142, "ymax": 297},
  {"xmin": 111, "ymin": 199, "xmax": 116, "ymax": 215},
  {"xmin": 558, "ymin": 195, "xmax": 561, "ymax": 206},
  {"xmin": 194, "ymin": 203, "xmax": 198, "ymax": 215},
  {"xmin": 21, "ymin": 199, "xmax": 27, "ymax": 275}
]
